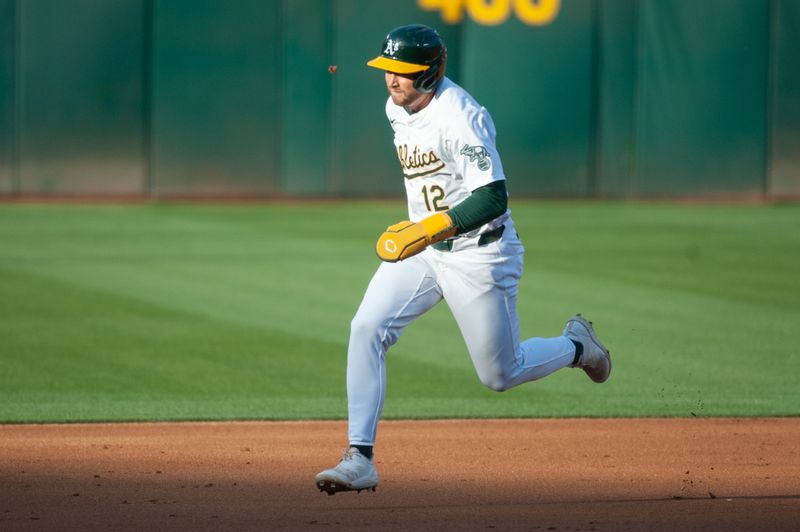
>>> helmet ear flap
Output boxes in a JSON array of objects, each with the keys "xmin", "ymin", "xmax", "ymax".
[{"xmin": 413, "ymin": 51, "xmax": 447, "ymax": 94}]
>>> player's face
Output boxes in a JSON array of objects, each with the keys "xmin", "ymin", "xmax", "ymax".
[{"xmin": 385, "ymin": 71, "xmax": 433, "ymax": 113}]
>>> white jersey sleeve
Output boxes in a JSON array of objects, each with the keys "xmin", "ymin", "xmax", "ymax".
[{"xmin": 439, "ymin": 93, "xmax": 505, "ymax": 193}]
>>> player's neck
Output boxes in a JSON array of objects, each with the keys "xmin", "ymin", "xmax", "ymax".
[{"xmin": 403, "ymin": 92, "xmax": 434, "ymax": 114}]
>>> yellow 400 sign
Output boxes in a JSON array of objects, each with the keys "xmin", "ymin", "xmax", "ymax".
[{"xmin": 419, "ymin": 0, "xmax": 561, "ymax": 26}]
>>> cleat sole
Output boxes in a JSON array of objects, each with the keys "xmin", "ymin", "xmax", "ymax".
[{"xmin": 316, "ymin": 479, "xmax": 377, "ymax": 495}]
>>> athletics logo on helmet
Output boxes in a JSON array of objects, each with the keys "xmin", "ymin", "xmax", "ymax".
[
  {"xmin": 384, "ymin": 39, "xmax": 400, "ymax": 56},
  {"xmin": 367, "ymin": 24, "xmax": 447, "ymax": 94}
]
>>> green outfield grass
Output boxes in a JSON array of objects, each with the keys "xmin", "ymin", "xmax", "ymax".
[{"xmin": 1, "ymin": 201, "xmax": 798, "ymax": 422}]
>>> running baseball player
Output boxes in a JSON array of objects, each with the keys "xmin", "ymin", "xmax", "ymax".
[{"xmin": 315, "ymin": 24, "xmax": 611, "ymax": 495}]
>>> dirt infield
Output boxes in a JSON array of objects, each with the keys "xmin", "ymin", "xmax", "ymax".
[{"xmin": 1, "ymin": 418, "xmax": 798, "ymax": 531}]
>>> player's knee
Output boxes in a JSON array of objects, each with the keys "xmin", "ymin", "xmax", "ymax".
[
  {"xmin": 350, "ymin": 314, "xmax": 378, "ymax": 342},
  {"xmin": 479, "ymin": 371, "xmax": 512, "ymax": 392},
  {"xmin": 350, "ymin": 312, "xmax": 396, "ymax": 349},
  {"xmin": 350, "ymin": 313, "xmax": 372, "ymax": 336}
]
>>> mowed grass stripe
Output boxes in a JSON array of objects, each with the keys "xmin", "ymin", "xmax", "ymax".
[
  {"xmin": 0, "ymin": 267, "xmax": 347, "ymax": 422},
  {"xmin": 0, "ymin": 202, "xmax": 798, "ymax": 421}
]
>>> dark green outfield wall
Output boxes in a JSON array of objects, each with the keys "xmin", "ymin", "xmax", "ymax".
[
  {"xmin": 1, "ymin": 0, "xmax": 798, "ymax": 198},
  {"xmin": 0, "ymin": 0, "xmax": 13, "ymax": 194},
  {"xmin": 770, "ymin": 0, "xmax": 800, "ymax": 197},
  {"xmin": 635, "ymin": 0, "xmax": 769, "ymax": 196}
]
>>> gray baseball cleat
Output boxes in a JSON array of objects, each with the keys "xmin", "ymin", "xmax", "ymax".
[
  {"xmin": 315, "ymin": 447, "xmax": 379, "ymax": 495},
  {"xmin": 563, "ymin": 313, "xmax": 612, "ymax": 383}
]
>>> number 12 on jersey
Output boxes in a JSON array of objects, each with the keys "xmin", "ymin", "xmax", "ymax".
[{"xmin": 422, "ymin": 185, "xmax": 448, "ymax": 212}]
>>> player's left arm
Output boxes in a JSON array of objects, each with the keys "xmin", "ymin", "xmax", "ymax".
[
  {"xmin": 375, "ymin": 212, "xmax": 456, "ymax": 262},
  {"xmin": 446, "ymin": 180, "xmax": 507, "ymax": 233},
  {"xmin": 445, "ymin": 108, "xmax": 507, "ymax": 233},
  {"xmin": 374, "ymin": 181, "xmax": 506, "ymax": 262}
]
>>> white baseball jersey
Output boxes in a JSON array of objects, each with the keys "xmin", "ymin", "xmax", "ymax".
[{"xmin": 386, "ymin": 77, "xmax": 509, "ymax": 236}]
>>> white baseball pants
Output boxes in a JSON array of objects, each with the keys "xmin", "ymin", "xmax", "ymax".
[{"xmin": 347, "ymin": 221, "xmax": 576, "ymax": 446}]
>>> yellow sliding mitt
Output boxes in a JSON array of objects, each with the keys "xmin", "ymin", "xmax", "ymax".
[{"xmin": 376, "ymin": 212, "xmax": 457, "ymax": 262}]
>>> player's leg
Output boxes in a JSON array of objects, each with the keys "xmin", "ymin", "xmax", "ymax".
[
  {"xmin": 316, "ymin": 253, "xmax": 442, "ymax": 494},
  {"xmin": 347, "ymin": 254, "xmax": 442, "ymax": 445},
  {"xmin": 439, "ymin": 240, "xmax": 575, "ymax": 392}
]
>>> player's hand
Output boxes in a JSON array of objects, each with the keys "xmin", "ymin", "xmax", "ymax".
[{"xmin": 375, "ymin": 212, "xmax": 457, "ymax": 262}]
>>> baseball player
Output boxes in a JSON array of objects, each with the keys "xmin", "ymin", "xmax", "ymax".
[{"xmin": 315, "ymin": 24, "xmax": 611, "ymax": 495}]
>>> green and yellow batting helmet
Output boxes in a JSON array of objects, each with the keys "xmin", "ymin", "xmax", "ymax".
[{"xmin": 367, "ymin": 24, "xmax": 447, "ymax": 93}]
